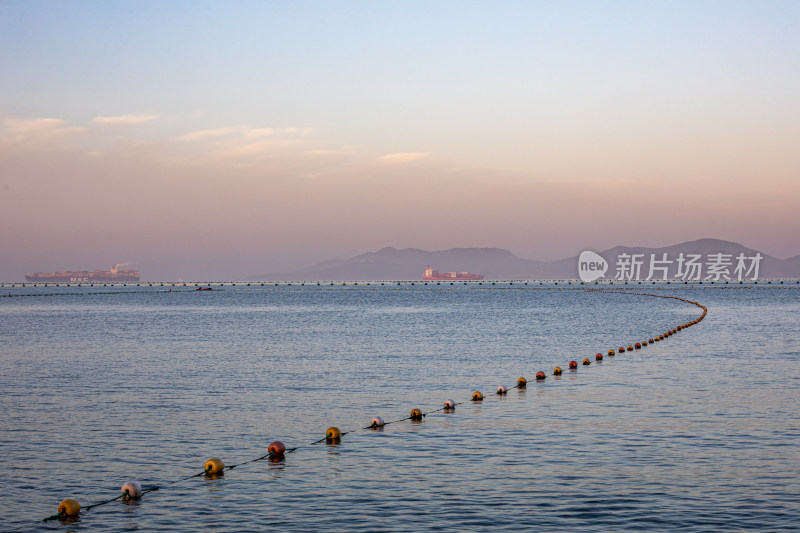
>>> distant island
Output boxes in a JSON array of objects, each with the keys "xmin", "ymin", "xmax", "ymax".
[{"xmin": 250, "ymin": 238, "xmax": 800, "ymax": 281}]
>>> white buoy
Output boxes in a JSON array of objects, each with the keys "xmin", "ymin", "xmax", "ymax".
[
  {"xmin": 370, "ymin": 416, "xmax": 385, "ymax": 427},
  {"xmin": 444, "ymin": 399, "xmax": 455, "ymax": 409},
  {"xmin": 121, "ymin": 481, "xmax": 142, "ymax": 500},
  {"xmin": 497, "ymin": 385, "xmax": 507, "ymax": 394}
]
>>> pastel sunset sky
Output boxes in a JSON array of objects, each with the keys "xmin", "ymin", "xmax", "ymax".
[{"xmin": 2, "ymin": 1, "xmax": 798, "ymax": 280}]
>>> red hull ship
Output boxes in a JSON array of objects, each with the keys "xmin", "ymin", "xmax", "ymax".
[{"xmin": 422, "ymin": 265, "xmax": 485, "ymax": 281}]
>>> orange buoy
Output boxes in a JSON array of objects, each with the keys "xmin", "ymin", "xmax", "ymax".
[
  {"xmin": 268, "ymin": 440, "xmax": 286, "ymax": 456},
  {"xmin": 410, "ymin": 408, "xmax": 423, "ymax": 420},
  {"xmin": 370, "ymin": 416, "xmax": 385, "ymax": 427},
  {"xmin": 444, "ymin": 398, "xmax": 455, "ymax": 409},
  {"xmin": 57, "ymin": 498, "xmax": 80, "ymax": 517},
  {"xmin": 204, "ymin": 457, "xmax": 224, "ymax": 474},
  {"xmin": 626, "ymin": 345, "xmax": 633, "ymax": 351},
  {"xmin": 595, "ymin": 353, "xmax": 603, "ymax": 360},
  {"xmin": 607, "ymin": 349, "xmax": 615, "ymax": 356},
  {"xmin": 535, "ymin": 371, "xmax": 546, "ymax": 380},
  {"xmin": 569, "ymin": 360, "xmax": 578, "ymax": 369},
  {"xmin": 553, "ymin": 366, "xmax": 563, "ymax": 375},
  {"xmin": 517, "ymin": 377, "xmax": 527, "ymax": 388},
  {"xmin": 582, "ymin": 358, "xmax": 591, "ymax": 365},
  {"xmin": 618, "ymin": 347, "xmax": 625, "ymax": 353},
  {"xmin": 472, "ymin": 391, "xmax": 484, "ymax": 401},
  {"xmin": 634, "ymin": 342, "xmax": 641, "ymax": 349},
  {"xmin": 497, "ymin": 385, "xmax": 507, "ymax": 394},
  {"xmin": 642, "ymin": 340, "xmax": 648, "ymax": 346},
  {"xmin": 326, "ymin": 427, "xmax": 341, "ymax": 442}
]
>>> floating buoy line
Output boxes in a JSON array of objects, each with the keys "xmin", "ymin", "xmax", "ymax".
[{"xmin": 33, "ymin": 288, "xmax": 711, "ymax": 522}]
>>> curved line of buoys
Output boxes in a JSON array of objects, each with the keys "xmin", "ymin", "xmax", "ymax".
[{"xmin": 41, "ymin": 288, "xmax": 708, "ymax": 523}]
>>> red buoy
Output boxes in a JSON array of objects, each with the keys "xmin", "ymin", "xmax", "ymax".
[
  {"xmin": 268, "ymin": 441, "xmax": 286, "ymax": 457},
  {"xmin": 569, "ymin": 360, "xmax": 578, "ymax": 369}
]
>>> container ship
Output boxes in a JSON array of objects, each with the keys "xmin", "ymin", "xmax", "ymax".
[
  {"xmin": 422, "ymin": 265, "xmax": 485, "ymax": 281},
  {"xmin": 25, "ymin": 263, "xmax": 140, "ymax": 283}
]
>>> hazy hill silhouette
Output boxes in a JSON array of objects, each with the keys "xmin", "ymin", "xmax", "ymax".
[{"xmin": 251, "ymin": 239, "xmax": 799, "ymax": 280}]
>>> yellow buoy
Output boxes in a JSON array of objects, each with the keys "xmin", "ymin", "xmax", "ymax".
[
  {"xmin": 204, "ymin": 457, "xmax": 224, "ymax": 474},
  {"xmin": 517, "ymin": 377, "xmax": 527, "ymax": 388},
  {"xmin": 410, "ymin": 408, "xmax": 423, "ymax": 420},
  {"xmin": 627, "ymin": 345, "xmax": 633, "ymax": 351},
  {"xmin": 582, "ymin": 358, "xmax": 591, "ymax": 365},
  {"xmin": 553, "ymin": 366, "xmax": 563, "ymax": 375},
  {"xmin": 58, "ymin": 498, "xmax": 80, "ymax": 517},
  {"xmin": 326, "ymin": 427, "xmax": 341, "ymax": 441},
  {"xmin": 472, "ymin": 391, "xmax": 484, "ymax": 401},
  {"xmin": 608, "ymin": 349, "xmax": 615, "ymax": 356}
]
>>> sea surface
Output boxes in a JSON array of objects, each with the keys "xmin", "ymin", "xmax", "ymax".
[{"xmin": 1, "ymin": 282, "xmax": 799, "ymax": 531}]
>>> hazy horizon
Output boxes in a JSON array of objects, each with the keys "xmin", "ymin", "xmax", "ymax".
[{"xmin": 2, "ymin": 1, "xmax": 799, "ymax": 281}]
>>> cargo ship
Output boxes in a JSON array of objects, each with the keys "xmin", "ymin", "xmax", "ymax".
[
  {"xmin": 25, "ymin": 263, "xmax": 140, "ymax": 283},
  {"xmin": 422, "ymin": 265, "xmax": 485, "ymax": 281}
]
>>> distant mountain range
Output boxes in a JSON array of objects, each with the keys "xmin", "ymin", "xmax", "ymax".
[{"xmin": 250, "ymin": 239, "xmax": 800, "ymax": 281}]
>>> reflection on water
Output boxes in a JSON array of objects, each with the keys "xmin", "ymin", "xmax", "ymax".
[{"xmin": 0, "ymin": 285, "xmax": 798, "ymax": 531}]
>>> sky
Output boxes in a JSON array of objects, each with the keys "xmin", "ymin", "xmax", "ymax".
[{"xmin": 1, "ymin": 0, "xmax": 799, "ymax": 281}]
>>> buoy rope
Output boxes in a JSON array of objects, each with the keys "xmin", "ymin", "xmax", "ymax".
[
  {"xmin": 38, "ymin": 288, "xmax": 706, "ymax": 523},
  {"xmin": 2, "ymin": 288, "xmax": 212, "ymax": 299}
]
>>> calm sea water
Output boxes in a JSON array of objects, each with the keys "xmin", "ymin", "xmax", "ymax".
[{"xmin": 1, "ymin": 283, "xmax": 799, "ymax": 531}]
